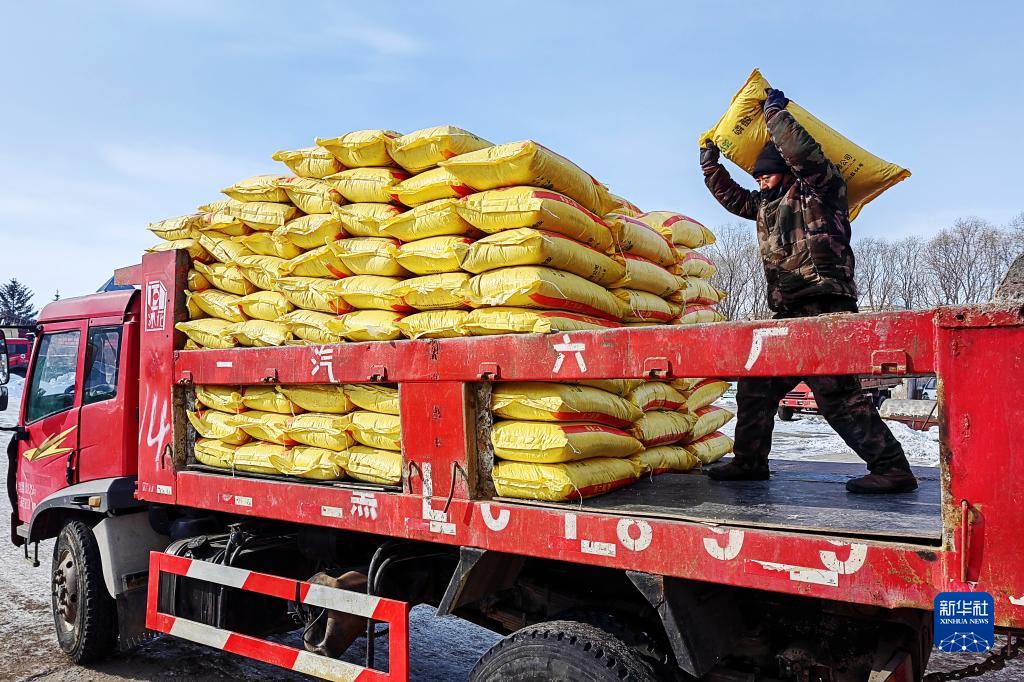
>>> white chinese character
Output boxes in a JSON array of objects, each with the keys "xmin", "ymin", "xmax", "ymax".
[
  {"xmin": 351, "ymin": 491, "xmax": 378, "ymax": 520},
  {"xmin": 552, "ymin": 334, "xmax": 586, "ymax": 373},
  {"xmin": 939, "ymin": 600, "xmax": 954, "ymax": 617},
  {"xmin": 972, "ymin": 600, "xmax": 989, "ymax": 618},
  {"xmin": 310, "ymin": 346, "xmax": 336, "ymax": 382}
]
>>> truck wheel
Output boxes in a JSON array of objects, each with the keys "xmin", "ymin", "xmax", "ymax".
[
  {"xmin": 470, "ymin": 620, "xmax": 658, "ymax": 681},
  {"xmin": 777, "ymin": 406, "xmax": 795, "ymax": 421},
  {"xmin": 51, "ymin": 520, "xmax": 117, "ymax": 664}
]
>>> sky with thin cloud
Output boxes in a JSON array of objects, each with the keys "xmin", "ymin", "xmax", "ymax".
[{"xmin": 1, "ymin": 0, "xmax": 1022, "ymax": 309}]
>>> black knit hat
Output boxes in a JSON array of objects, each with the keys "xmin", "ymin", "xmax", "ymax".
[{"xmin": 752, "ymin": 143, "xmax": 788, "ymax": 177}]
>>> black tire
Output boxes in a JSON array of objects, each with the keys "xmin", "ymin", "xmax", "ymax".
[
  {"xmin": 51, "ymin": 520, "xmax": 117, "ymax": 664},
  {"xmin": 777, "ymin": 406, "xmax": 795, "ymax": 421},
  {"xmin": 470, "ymin": 620, "xmax": 659, "ymax": 682}
]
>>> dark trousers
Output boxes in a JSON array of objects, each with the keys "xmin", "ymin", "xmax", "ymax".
[{"xmin": 733, "ymin": 296, "xmax": 911, "ymax": 473}]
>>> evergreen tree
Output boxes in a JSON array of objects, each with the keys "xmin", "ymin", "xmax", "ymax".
[{"xmin": 0, "ymin": 279, "xmax": 37, "ymax": 325}]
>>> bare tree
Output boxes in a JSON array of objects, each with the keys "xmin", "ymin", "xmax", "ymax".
[{"xmin": 707, "ymin": 223, "xmax": 768, "ymax": 320}]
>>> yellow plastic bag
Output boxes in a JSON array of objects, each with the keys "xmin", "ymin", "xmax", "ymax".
[
  {"xmin": 222, "ymin": 175, "xmax": 289, "ymax": 203},
  {"xmin": 188, "ymin": 410, "xmax": 252, "ymax": 445},
  {"xmin": 274, "ymin": 276, "xmax": 352, "ymax": 314},
  {"xmin": 492, "ymin": 457, "xmax": 638, "ymax": 501},
  {"xmin": 223, "ymin": 199, "xmax": 301, "ymax": 231},
  {"xmin": 232, "ymin": 442, "xmax": 287, "ymax": 474},
  {"xmin": 234, "ymin": 232, "xmax": 303, "ymax": 259},
  {"xmin": 198, "ymin": 199, "xmax": 231, "ymax": 212},
  {"xmin": 198, "ymin": 211, "xmax": 250, "ymax": 237},
  {"xmin": 234, "ymin": 254, "xmax": 289, "ymax": 291},
  {"xmin": 285, "ymin": 413, "xmax": 355, "ymax": 451},
  {"xmin": 272, "ymin": 146, "xmax": 344, "ymax": 179},
  {"xmin": 193, "ymin": 438, "xmax": 237, "ymax": 469},
  {"xmin": 389, "ymin": 273, "xmax": 470, "ymax": 311},
  {"xmin": 270, "ymin": 446, "xmax": 347, "ymax": 480},
  {"xmin": 685, "ymin": 379, "xmax": 731, "ymax": 411},
  {"xmin": 193, "ymin": 262, "xmax": 258, "ymax": 296},
  {"xmin": 195, "ymin": 385, "xmax": 245, "ymax": 413},
  {"xmin": 186, "ymin": 290, "xmax": 245, "ymax": 323},
  {"xmin": 463, "ymin": 307, "xmax": 622, "ymax": 336},
  {"xmin": 626, "ymin": 382, "xmax": 688, "ymax": 412},
  {"xmin": 277, "ymin": 176, "xmax": 344, "ymax": 215},
  {"xmin": 276, "ymin": 310, "xmax": 346, "ymax": 344},
  {"xmin": 146, "ymin": 239, "xmax": 212, "ymax": 263},
  {"xmin": 610, "ymin": 256, "xmax": 680, "ymax": 297},
  {"xmin": 284, "ymin": 245, "xmax": 354, "ymax": 279},
  {"xmin": 395, "ymin": 235, "xmax": 473, "ymax": 275},
  {"xmin": 610, "ymin": 289, "xmax": 674, "ymax": 324},
  {"xmin": 316, "ymin": 130, "xmax": 401, "ymax": 168},
  {"xmin": 396, "ymin": 310, "xmax": 471, "ymax": 339},
  {"xmin": 329, "ymin": 238, "xmax": 410, "ymax": 277},
  {"xmin": 630, "ymin": 446, "xmax": 700, "ymax": 475},
  {"xmin": 226, "ymin": 320, "xmax": 292, "ymax": 347},
  {"xmin": 349, "ymin": 411, "xmax": 401, "ymax": 450},
  {"xmin": 387, "ymin": 125, "xmax": 493, "ymax": 173},
  {"xmin": 630, "ymin": 410, "xmax": 696, "ymax": 447},
  {"xmin": 673, "ymin": 248, "xmax": 717, "ymax": 278},
  {"xmin": 278, "ymin": 385, "xmax": 354, "ymax": 414},
  {"xmin": 188, "ymin": 270, "xmax": 210, "ymax": 293},
  {"xmin": 336, "ymin": 275, "xmax": 414, "ymax": 312},
  {"xmin": 456, "ymin": 187, "xmax": 613, "ymax": 252},
  {"xmin": 683, "ymin": 431, "xmax": 734, "ymax": 465},
  {"xmin": 689, "ymin": 406, "xmax": 735, "ymax": 441},
  {"xmin": 700, "ymin": 69, "xmax": 911, "ymax": 220},
  {"xmin": 325, "ymin": 168, "xmax": 410, "ymax": 204},
  {"xmin": 639, "ymin": 212, "xmax": 716, "ymax": 249},
  {"xmin": 197, "ymin": 232, "xmax": 253, "ymax": 264},
  {"xmin": 242, "ymin": 386, "xmax": 303, "ymax": 415},
  {"xmin": 231, "ymin": 411, "xmax": 295, "ymax": 445},
  {"xmin": 274, "ymin": 214, "xmax": 344, "ymax": 250},
  {"xmin": 329, "ymin": 310, "xmax": 405, "ymax": 342},
  {"xmin": 676, "ymin": 277, "xmax": 728, "ymax": 306},
  {"xmin": 575, "ymin": 380, "xmax": 644, "ymax": 396},
  {"xmin": 464, "ymin": 266, "xmax": 624, "ymax": 321},
  {"xmin": 390, "ymin": 167, "xmax": 472, "ymax": 207},
  {"xmin": 346, "ymin": 446, "xmax": 403, "ymax": 485},
  {"xmin": 331, "ymin": 202, "xmax": 405, "ymax": 237},
  {"xmin": 344, "ymin": 384, "xmax": 399, "ymax": 415},
  {"xmin": 149, "ymin": 214, "xmax": 201, "ymax": 240},
  {"xmin": 492, "ymin": 382, "xmax": 641, "ymax": 428},
  {"xmin": 381, "ymin": 198, "xmax": 476, "ymax": 242},
  {"xmin": 677, "ymin": 305, "xmax": 726, "ymax": 325},
  {"xmin": 463, "ymin": 228, "xmax": 625, "ymax": 286},
  {"xmin": 441, "ymin": 140, "xmax": 611, "ymax": 216},
  {"xmin": 605, "ymin": 214, "xmax": 675, "ymax": 266},
  {"xmin": 603, "ymin": 194, "xmax": 643, "ymax": 218},
  {"xmin": 491, "ymin": 420, "xmax": 642, "ymax": 464},
  {"xmin": 236, "ymin": 292, "xmax": 293, "ymax": 322}
]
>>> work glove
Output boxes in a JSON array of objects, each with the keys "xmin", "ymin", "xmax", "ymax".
[
  {"xmin": 763, "ymin": 87, "xmax": 789, "ymax": 120},
  {"xmin": 699, "ymin": 141, "xmax": 720, "ymax": 170}
]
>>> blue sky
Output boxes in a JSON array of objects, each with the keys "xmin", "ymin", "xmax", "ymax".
[{"xmin": 2, "ymin": 1, "xmax": 1022, "ymax": 310}]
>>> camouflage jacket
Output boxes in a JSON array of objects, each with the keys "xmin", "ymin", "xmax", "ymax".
[{"xmin": 702, "ymin": 110, "xmax": 858, "ymax": 312}]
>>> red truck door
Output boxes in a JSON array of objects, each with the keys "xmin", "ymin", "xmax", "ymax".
[
  {"xmin": 76, "ymin": 322, "xmax": 134, "ymax": 482},
  {"xmin": 16, "ymin": 322, "xmax": 86, "ymax": 523}
]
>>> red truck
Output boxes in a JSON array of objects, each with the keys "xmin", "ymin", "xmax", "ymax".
[
  {"xmin": 6, "ymin": 337, "xmax": 32, "ymax": 375},
  {"xmin": 2, "ymin": 249, "xmax": 1023, "ymax": 681},
  {"xmin": 777, "ymin": 378, "xmax": 901, "ymax": 421}
]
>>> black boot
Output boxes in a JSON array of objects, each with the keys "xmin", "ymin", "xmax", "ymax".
[
  {"xmin": 705, "ymin": 460, "xmax": 770, "ymax": 481},
  {"xmin": 845, "ymin": 468, "xmax": 918, "ymax": 494}
]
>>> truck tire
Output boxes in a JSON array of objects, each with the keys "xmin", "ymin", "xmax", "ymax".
[
  {"xmin": 470, "ymin": 620, "xmax": 658, "ymax": 682},
  {"xmin": 777, "ymin": 406, "xmax": 795, "ymax": 421},
  {"xmin": 51, "ymin": 520, "xmax": 117, "ymax": 664}
]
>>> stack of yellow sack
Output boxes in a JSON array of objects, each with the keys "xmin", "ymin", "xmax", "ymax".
[
  {"xmin": 624, "ymin": 380, "xmax": 702, "ymax": 475},
  {"xmin": 671, "ymin": 378, "xmax": 735, "ymax": 465}
]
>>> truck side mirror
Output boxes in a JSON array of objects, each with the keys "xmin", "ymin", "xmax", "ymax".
[{"xmin": 0, "ymin": 330, "xmax": 8, "ymax": 386}]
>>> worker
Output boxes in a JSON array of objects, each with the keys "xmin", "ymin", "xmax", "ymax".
[{"xmin": 698, "ymin": 88, "xmax": 918, "ymax": 494}]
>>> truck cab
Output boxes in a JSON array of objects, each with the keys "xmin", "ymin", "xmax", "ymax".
[{"xmin": 7, "ymin": 337, "xmax": 32, "ymax": 375}]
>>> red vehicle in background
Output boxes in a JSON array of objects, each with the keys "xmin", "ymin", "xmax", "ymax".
[
  {"xmin": 777, "ymin": 378, "xmax": 901, "ymax": 421},
  {"xmin": 6, "ymin": 337, "xmax": 32, "ymax": 375}
]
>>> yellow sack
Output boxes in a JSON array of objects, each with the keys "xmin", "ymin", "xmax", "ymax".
[
  {"xmin": 575, "ymin": 379, "xmax": 644, "ymax": 396},
  {"xmin": 630, "ymin": 446, "xmax": 700, "ymax": 476},
  {"xmin": 492, "ymin": 457, "xmax": 638, "ymax": 502},
  {"xmin": 336, "ymin": 275, "xmax": 414, "ymax": 312},
  {"xmin": 193, "ymin": 438, "xmax": 237, "ymax": 469},
  {"xmin": 456, "ymin": 187, "xmax": 613, "ymax": 252},
  {"xmin": 188, "ymin": 268, "xmax": 211, "ymax": 292},
  {"xmin": 492, "ymin": 382, "xmax": 641, "ymax": 428},
  {"xmin": 396, "ymin": 310, "xmax": 471, "ymax": 339},
  {"xmin": 463, "ymin": 307, "xmax": 621, "ymax": 336},
  {"xmin": 683, "ymin": 431, "xmax": 734, "ymax": 465},
  {"xmin": 604, "ymin": 194, "xmax": 643, "ymax": 218},
  {"xmin": 187, "ymin": 289, "xmax": 245, "ymax": 323},
  {"xmin": 223, "ymin": 199, "xmax": 301, "ymax": 231},
  {"xmin": 198, "ymin": 199, "xmax": 231, "ymax": 212},
  {"xmin": 626, "ymin": 382, "xmax": 688, "ymax": 412},
  {"xmin": 198, "ymin": 211, "xmax": 250, "ymax": 237},
  {"xmin": 390, "ymin": 167, "xmax": 472, "ymax": 207},
  {"xmin": 676, "ymin": 277, "xmax": 728, "ymax": 306},
  {"xmin": 272, "ymin": 146, "xmax": 344, "ymax": 179},
  {"xmin": 193, "ymin": 262, "xmax": 257, "ymax": 296},
  {"xmin": 685, "ymin": 378, "xmax": 731, "ymax": 411},
  {"xmin": 274, "ymin": 276, "xmax": 352, "ymax": 314},
  {"xmin": 639, "ymin": 212, "xmax": 716, "ymax": 249},
  {"xmin": 349, "ymin": 411, "xmax": 401, "ymax": 450},
  {"xmin": 274, "ymin": 214, "xmax": 344, "ymax": 250},
  {"xmin": 146, "ymin": 239, "xmax": 212, "ymax": 263},
  {"xmin": 346, "ymin": 446, "xmax": 403, "ymax": 485},
  {"xmin": 387, "ymin": 125, "xmax": 493, "ymax": 173},
  {"xmin": 188, "ymin": 410, "xmax": 252, "ymax": 445},
  {"xmin": 316, "ymin": 130, "xmax": 401, "ymax": 168},
  {"xmin": 233, "ymin": 254, "xmax": 288, "ymax": 291},
  {"xmin": 329, "ymin": 310, "xmax": 405, "ymax": 342},
  {"xmin": 197, "ymin": 231, "xmax": 253, "ymax": 264},
  {"xmin": 233, "ymin": 232, "xmax": 303, "ymax": 259},
  {"xmin": 285, "ymin": 413, "xmax": 355, "ymax": 451},
  {"xmin": 605, "ymin": 214, "xmax": 675, "ymax": 267},
  {"xmin": 149, "ymin": 214, "xmax": 201, "ymax": 240},
  {"xmin": 463, "ymin": 228, "xmax": 624, "ymax": 286},
  {"xmin": 491, "ymin": 420, "xmax": 642, "ymax": 464},
  {"xmin": 242, "ymin": 386, "xmax": 303, "ymax": 415},
  {"xmin": 610, "ymin": 256, "xmax": 680, "ymax": 297},
  {"xmin": 329, "ymin": 237, "xmax": 410, "ymax": 277},
  {"xmin": 395, "ymin": 235, "xmax": 473, "ymax": 275},
  {"xmin": 276, "ymin": 310, "xmax": 346, "ymax": 344},
  {"xmin": 677, "ymin": 305, "xmax": 726, "ymax": 325},
  {"xmin": 226, "ymin": 320, "xmax": 292, "ymax": 347},
  {"xmin": 689, "ymin": 406, "xmax": 735, "ymax": 441},
  {"xmin": 611, "ymin": 289, "xmax": 674, "ymax": 324},
  {"xmin": 345, "ymin": 384, "xmax": 399, "ymax": 414},
  {"xmin": 631, "ymin": 410, "xmax": 696, "ymax": 447},
  {"xmin": 222, "ymin": 175, "xmax": 289, "ymax": 203},
  {"xmin": 270, "ymin": 446, "xmax": 347, "ymax": 480},
  {"xmin": 464, "ymin": 266, "xmax": 624, "ymax": 321},
  {"xmin": 277, "ymin": 176, "xmax": 344, "ymax": 215},
  {"xmin": 673, "ymin": 248, "xmax": 717, "ymax": 279},
  {"xmin": 331, "ymin": 202, "xmax": 405, "ymax": 237},
  {"xmin": 231, "ymin": 411, "xmax": 295, "ymax": 445},
  {"xmin": 441, "ymin": 140, "xmax": 611, "ymax": 216},
  {"xmin": 701, "ymin": 69, "xmax": 910, "ymax": 220},
  {"xmin": 195, "ymin": 385, "xmax": 245, "ymax": 413},
  {"xmin": 381, "ymin": 198, "xmax": 476, "ymax": 242},
  {"xmin": 325, "ymin": 168, "xmax": 410, "ymax": 204},
  {"xmin": 232, "ymin": 442, "xmax": 286, "ymax": 475},
  {"xmin": 284, "ymin": 245, "xmax": 354, "ymax": 279},
  {"xmin": 390, "ymin": 273, "xmax": 470, "ymax": 311},
  {"xmin": 278, "ymin": 385, "xmax": 354, "ymax": 414}
]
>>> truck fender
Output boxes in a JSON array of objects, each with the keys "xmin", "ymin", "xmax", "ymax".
[{"xmin": 25, "ymin": 476, "xmax": 142, "ymax": 544}]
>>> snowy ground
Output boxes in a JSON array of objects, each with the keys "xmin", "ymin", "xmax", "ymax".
[{"xmin": 0, "ymin": 378, "xmax": 1017, "ymax": 680}]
